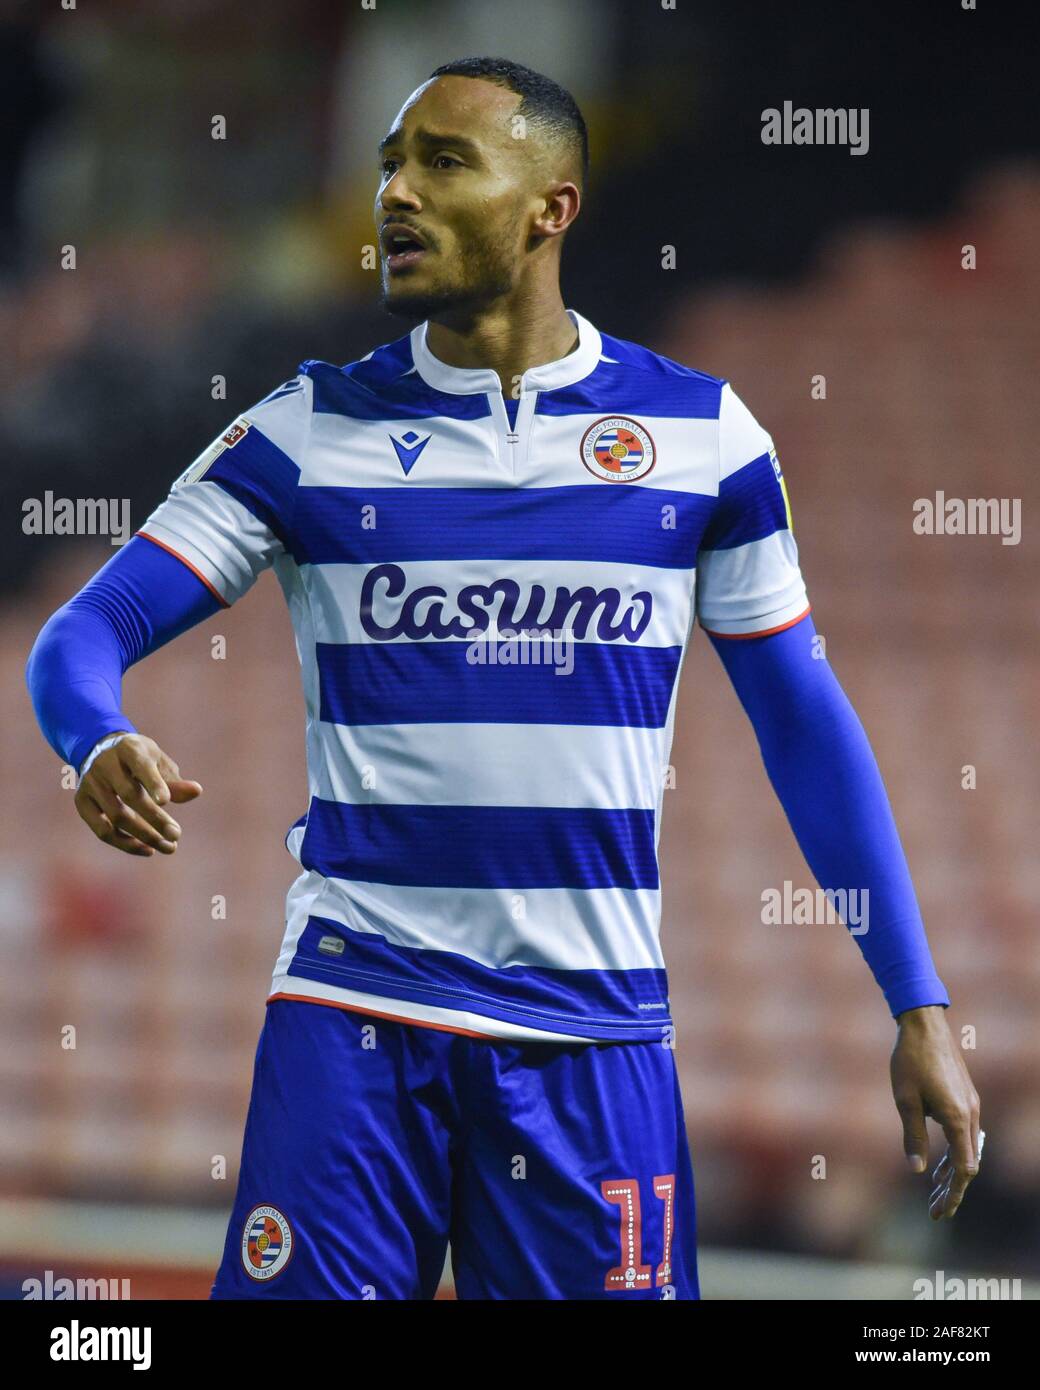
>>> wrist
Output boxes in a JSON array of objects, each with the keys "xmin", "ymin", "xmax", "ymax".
[
  {"xmin": 896, "ymin": 1003, "xmax": 947, "ymax": 1030},
  {"xmin": 78, "ymin": 730, "xmax": 134, "ymax": 780},
  {"xmin": 70, "ymin": 720, "xmax": 138, "ymax": 775}
]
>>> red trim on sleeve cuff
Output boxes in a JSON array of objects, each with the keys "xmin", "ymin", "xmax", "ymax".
[
  {"xmin": 136, "ymin": 530, "xmax": 230, "ymax": 609},
  {"xmin": 703, "ymin": 603, "xmax": 812, "ymax": 641}
]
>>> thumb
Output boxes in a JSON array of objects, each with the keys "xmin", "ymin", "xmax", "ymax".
[
  {"xmin": 167, "ymin": 778, "xmax": 203, "ymax": 803},
  {"xmin": 156, "ymin": 751, "xmax": 202, "ymax": 802}
]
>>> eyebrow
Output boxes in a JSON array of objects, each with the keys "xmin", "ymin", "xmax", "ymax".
[{"xmin": 378, "ymin": 127, "xmax": 484, "ymax": 160}]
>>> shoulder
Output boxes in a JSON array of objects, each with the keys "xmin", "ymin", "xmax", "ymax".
[
  {"xmin": 598, "ymin": 328, "xmax": 725, "ymax": 388},
  {"xmin": 594, "ymin": 327, "xmax": 727, "ymax": 419},
  {"xmin": 296, "ymin": 330, "xmax": 417, "ymax": 416},
  {"xmin": 235, "ymin": 329, "xmax": 416, "ymax": 460}
]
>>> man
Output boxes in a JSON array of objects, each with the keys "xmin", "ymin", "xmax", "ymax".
[{"xmin": 27, "ymin": 57, "xmax": 980, "ymax": 1300}]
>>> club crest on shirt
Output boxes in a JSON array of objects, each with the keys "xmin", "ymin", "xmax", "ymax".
[
  {"xmin": 580, "ymin": 416, "xmax": 656, "ymax": 482},
  {"xmin": 241, "ymin": 1204, "xmax": 293, "ymax": 1281},
  {"xmin": 172, "ymin": 417, "xmax": 251, "ymax": 491}
]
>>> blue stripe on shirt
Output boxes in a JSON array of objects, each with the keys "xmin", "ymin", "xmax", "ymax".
[
  {"xmin": 286, "ymin": 917, "xmax": 675, "ymax": 1039},
  {"xmin": 286, "ymin": 915, "xmax": 671, "ymax": 1041},
  {"xmin": 204, "ymin": 428, "xmax": 300, "ymax": 547},
  {"xmin": 315, "ymin": 640, "xmax": 682, "ymax": 728},
  {"xmin": 305, "ymin": 359, "xmax": 492, "ymax": 421},
  {"xmin": 293, "ymin": 485, "xmax": 714, "ymax": 567},
  {"xmin": 535, "ymin": 361, "xmax": 724, "ymax": 418},
  {"xmin": 299, "ymin": 800, "xmax": 660, "ymax": 889},
  {"xmin": 699, "ymin": 451, "xmax": 788, "ymax": 552}
]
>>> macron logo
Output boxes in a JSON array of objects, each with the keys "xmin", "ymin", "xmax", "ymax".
[{"xmin": 390, "ymin": 430, "xmax": 432, "ymax": 475}]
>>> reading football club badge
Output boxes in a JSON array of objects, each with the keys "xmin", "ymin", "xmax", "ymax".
[
  {"xmin": 580, "ymin": 416, "xmax": 656, "ymax": 482},
  {"xmin": 241, "ymin": 1204, "xmax": 293, "ymax": 1281}
]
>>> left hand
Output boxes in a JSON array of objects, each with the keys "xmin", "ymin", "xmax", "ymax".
[{"xmin": 890, "ymin": 1005, "xmax": 982, "ymax": 1220}]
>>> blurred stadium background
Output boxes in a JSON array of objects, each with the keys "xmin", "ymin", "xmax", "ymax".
[{"xmin": 2, "ymin": 0, "xmax": 1038, "ymax": 1299}]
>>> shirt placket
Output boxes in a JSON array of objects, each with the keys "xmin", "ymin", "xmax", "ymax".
[{"xmin": 487, "ymin": 387, "xmax": 538, "ymax": 480}]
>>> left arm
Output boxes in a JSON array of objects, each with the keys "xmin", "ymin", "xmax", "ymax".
[
  {"xmin": 696, "ymin": 380, "xmax": 981, "ymax": 1218},
  {"xmin": 709, "ymin": 615, "xmax": 981, "ymax": 1217},
  {"xmin": 709, "ymin": 613, "xmax": 947, "ymax": 1019}
]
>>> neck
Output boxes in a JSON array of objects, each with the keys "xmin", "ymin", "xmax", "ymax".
[{"xmin": 425, "ymin": 288, "xmax": 577, "ymax": 396}]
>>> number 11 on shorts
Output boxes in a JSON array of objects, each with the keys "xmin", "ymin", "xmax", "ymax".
[{"xmin": 601, "ymin": 1175, "xmax": 676, "ymax": 1292}]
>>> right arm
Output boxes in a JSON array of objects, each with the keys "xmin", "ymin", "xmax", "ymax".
[
  {"xmin": 26, "ymin": 370, "xmax": 310, "ymax": 855},
  {"xmin": 26, "ymin": 535, "xmax": 220, "ymax": 855}
]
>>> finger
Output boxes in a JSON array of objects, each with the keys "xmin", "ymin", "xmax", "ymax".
[
  {"xmin": 931, "ymin": 1148, "xmax": 953, "ymax": 1184},
  {"xmin": 112, "ymin": 802, "xmax": 179, "ymax": 852},
  {"xmin": 109, "ymin": 776, "xmax": 182, "ymax": 842},
  {"xmin": 103, "ymin": 825, "xmax": 158, "ymax": 857},
  {"xmin": 157, "ymin": 751, "xmax": 180, "ymax": 774},
  {"xmin": 167, "ymin": 778, "xmax": 204, "ymax": 803},
  {"xmin": 110, "ymin": 773, "xmax": 182, "ymax": 841},
  {"xmin": 91, "ymin": 783, "xmax": 178, "ymax": 853},
  {"xmin": 896, "ymin": 1095, "xmax": 930, "ymax": 1174},
  {"xmin": 929, "ymin": 1174, "xmax": 953, "ymax": 1220},
  {"xmin": 929, "ymin": 1165, "xmax": 953, "ymax": 1204},
  {"xmin": 111, "ymin": 761, "xmax": 182, "ymax": 834},
  {"xmin": 120, "ymin": 741, "xmax": 171, "ymax": 806},
  {"xmin": 77, "ymin": 796, "xmax": 155, "ymax": 857},
  {"xmin": 944, "ymin": 1172, "xmax": 976, "ymax": 1219},
  {"xmin": 156, "ymin": 751, "xmax": 203, "ymax": 801},
  {"xmin": 939, "ymin": 1114, "xmax": 979, "ymax": 1218}
]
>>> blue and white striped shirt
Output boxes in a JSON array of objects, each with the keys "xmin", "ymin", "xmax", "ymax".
[{"xmin": 138, "ymin": 308, "xmax": 810, "ymax": 1041}]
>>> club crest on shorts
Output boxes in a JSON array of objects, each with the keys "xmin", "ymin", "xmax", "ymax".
[
  {"xmin": 580, "ymin": 416, "xmax": 656, "ymax": 482},
  {"xmin": 241, "ymin": 1204, "xmax": 293, "ymax": 1281}
]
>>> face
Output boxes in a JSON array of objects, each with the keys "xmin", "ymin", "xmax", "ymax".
[{"xmin": 375, "ymin": 76, "xmax": 551, "ymax": 322}]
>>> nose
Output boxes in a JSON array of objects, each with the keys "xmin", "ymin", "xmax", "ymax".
[{"xmin": 380, "ymin": 167, "xmax": 421, "ymax": 214}]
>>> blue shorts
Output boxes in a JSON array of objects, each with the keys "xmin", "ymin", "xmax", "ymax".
[{"xmin": 211, "ymin": 999, "xmax": 699, "ymax": 1300}]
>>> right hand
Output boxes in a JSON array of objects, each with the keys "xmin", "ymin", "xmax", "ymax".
[{"xmin": 74, "ymin": 733, "xmax": 203, "ymax": 857}]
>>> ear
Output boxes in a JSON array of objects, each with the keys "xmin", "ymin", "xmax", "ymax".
[{"xmin": 531, "ymin": 181, "xmax": 581, "ymax": 243}]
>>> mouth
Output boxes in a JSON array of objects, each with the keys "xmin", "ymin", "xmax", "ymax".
[{"xmin": 382, "ymin": 224, "xmax": 429, "ymax": 273}]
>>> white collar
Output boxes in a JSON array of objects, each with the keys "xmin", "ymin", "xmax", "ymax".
[{"xmin": 409, "ymin": 307, "xmax": 602, "ymax": 395}]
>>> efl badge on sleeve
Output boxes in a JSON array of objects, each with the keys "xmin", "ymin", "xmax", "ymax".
[
  {"xmin": 580, "ymin": 416, "xmax": 656, "ymax": 482},
  {"xmin": 172, "ymin": 417, "xmax": 251, "ymax": 491},
  {"xmin": 769, "ymin": 444, "xmax": 794, "ymax": 531}
]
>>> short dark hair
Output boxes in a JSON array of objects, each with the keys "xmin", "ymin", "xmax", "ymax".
[{"xmin": 429, "ymin": 56, "xmax": 589, "ymax": 186}]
